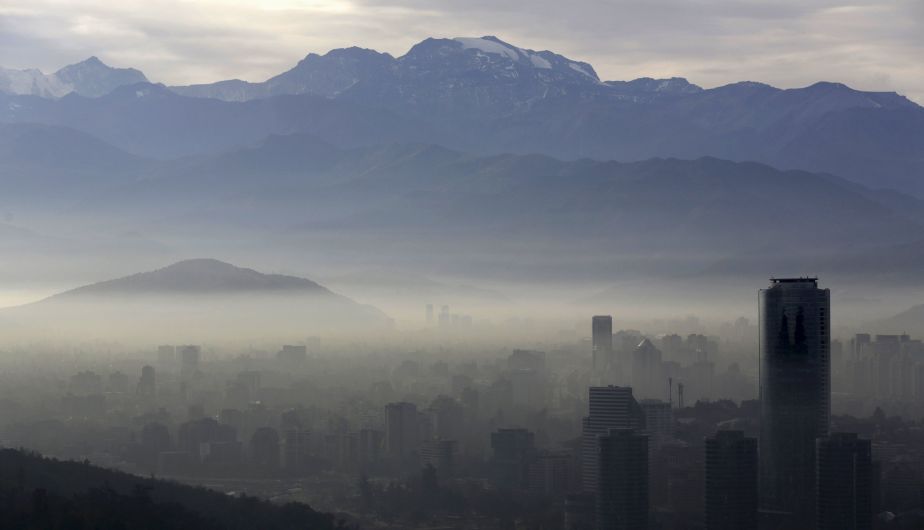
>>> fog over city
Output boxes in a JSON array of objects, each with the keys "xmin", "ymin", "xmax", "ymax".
[{"xmin": 1, "ymin": 1, "xmax": 924, "ymax": 529}]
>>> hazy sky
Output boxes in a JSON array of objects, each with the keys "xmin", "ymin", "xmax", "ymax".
[{"xmin": 1, "ymin": 0, "xmax": 923, "ymax": 102}]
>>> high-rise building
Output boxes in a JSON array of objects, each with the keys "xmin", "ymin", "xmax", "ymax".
[
  {"xmin": 137, "ymin": 365, "xmax": 156, "ymax": 399},
  {"xmin": 704, "ymin": 430, "xmax": 758, "ymax": 530},
  {"xmin": 592, "ymin": 315, "xmax": 614, "ymax": 369},
  {"xmin": 596, "ymin": 428, "xmax": 648, "ymax": 530},
  {"xmin": 632, "ymin": 339, "xmax": 664, "ymax": 399},
  {"xmin": 816, "ymin": 433, "xmax": 872, "ymax": 530},
  {"xmin": 639, "ymin": 399, "xmax": 673, "ymax": 450},
  {"xmin": 282, "ymin": 428, "xmax": 312, "ymax": 474},
  {"xmin": 581, "ymin": 386, "xmax": 645, "ymax": 493},
  {"xmin": 250, "ymin": 427, "xmax": 280, "ymax": 473},
  {"xmin": 426, "ymin": 304, "xmax": 434, "ymax": 325},
  {"xmin": 277, "ymin": 344, "xmax": 307, "ymax": 363},
  {"xmin": 491, "ymin": 428, "xmax": 536, "ymax": 490},
  {"xmin": 385, "ymin": 402, "xmax": 419, "ymax": 459},
  {"xmin": 529, "ymin": 450, "xmax": 574, "ymax": 496},
  {"xmin": 759, "ymin": 277, "xmax": 830, "ymax": 521},
  {"xmin": 178, "ymin": 345, "xmax": 201, "ymax": 379},
  {"xmin": 157, "ymin": 345, "xmax": 176, "ymax": 370},
  {"xmin": 420, "ymin": 439, "xmax": 457, "ymax": 477}
]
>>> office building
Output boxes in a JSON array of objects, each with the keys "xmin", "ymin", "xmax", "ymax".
[
  {"xmin": 705, "ymin": 430, "xmax": 758, "ymax": 530},
  {"xmin": 277, "ymin": 344, "xmax": 307, "ymax": 363},
  {"xmin": 759, "ymin": 277, "xmax": 830, "ymax": 520},
  {"xmin": 178, "ymin": 345, "xmax": 201, "ymax": 379},
  {"xmin": 491, "ymin": 428, "xmax": 536, "ymax": 489},
  {"xmin": 593, "ymin": 315, "xmax": 614, "ymax": 369},
  {"xmin": 639, "ymin": 399, "xmax": 673, "ymax": 450},
  {"xmin": 250, "ymin": 427, "xmax": 280, "ymax": 473},
  {"xmin": 581, "ymin": 386, "xmax": 645, "ymax": 493},
  {"xmin": 817, "ymin": 433, "xmax": 872, "ymax": 530},
  {"xmin": 385, "ymin": 402, "xmax": 419, "ymax": 459},
  {"xmin": 632, "ymin": 339, "xmax": 664, "ymax": 399},
  {"xmin": 137, "ymin": 365, "xmax": 156, "ymax": 399},
  {"xmin": 596, "ymin": 428, "xmax": 648, "ymax": 530},
  {"xmin": 420, "ymin": 439, "xmax": 457, "ymax": 477}
]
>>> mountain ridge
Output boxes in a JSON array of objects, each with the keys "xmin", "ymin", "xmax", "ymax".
[
  {"xmin": 48, "ymin": 258, "xmax": 335, "ymax": 298},
  {"xmin": 1, "ymin": 258, "xmax": 392, "ymax": 340},
  {"xmin": 0, "ymin": 56, "xmax": 147, "ymax": 98},
  {"xmin": 3, "ymin": 35, "xmax": 921, "ymax": 194}
]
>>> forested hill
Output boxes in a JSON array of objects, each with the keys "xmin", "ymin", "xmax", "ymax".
[{"xmin": 0, "ymin": 448, "xmax": 344, "ymax": 530}]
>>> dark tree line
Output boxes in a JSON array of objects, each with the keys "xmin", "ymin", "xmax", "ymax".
[{"xmin": 0, "ymin": 448, "xmax": 344, "ymax": 529}]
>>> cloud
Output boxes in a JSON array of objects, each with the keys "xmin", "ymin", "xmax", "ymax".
[{"xmin": 0, "ymin": 0, "xmax": 921, "ymax": 102}]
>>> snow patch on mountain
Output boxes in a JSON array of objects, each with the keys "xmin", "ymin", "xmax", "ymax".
[
  {"xmin": 529, "ymin": 54, "xmax": 552, "ymax": 69},
  {"xmin": 454, "ymin": 37, "xmax": 521, "ymax": 61},
  {"xmin": 568, "ymin": 63, "xmax": 595, "ymax": 79}
]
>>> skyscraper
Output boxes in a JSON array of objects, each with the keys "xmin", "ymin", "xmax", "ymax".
[
  {"xmin": 592, "ymin": 315, "xmax": 614, "ymax": 370},
  {"xmin": 639, "ymin": 399, "xmax": 673, "ymax": 450},
  {"xmin": 385, "ymin": 402, "xmax": 419, "ymax": 460},
  {"xmin": 632, "ymin": 339, "xmax": 663, "ymax": 399},
  {"xmin": 137, "ymin": 365, "xmax": 156, "ymax": 399},
  {"xmin": 759, "ymin": 277, "xmax": 830, "ymax": 521},
  {"xmin": 581, "ymin": 385, "xmax": 645, "ymax": 493},
  {"xmin": 178, "ymin": 344, "xmax": 201, "ymax": 379},
  {"xmin": 491, "ymin": 428, "xmax": 536, "ymax": 490},
  {"xmin": 816, "ymin": 433, "xmax": 872, "ymax": 530},
  {"xmin": 705, "ymin": 430, "xmax": 758, "ymax": 530},
  {"xmin": 596, "ymin": 428, "xmax": 648, "ymax": 530}
]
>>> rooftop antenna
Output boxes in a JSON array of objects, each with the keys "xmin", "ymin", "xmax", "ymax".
[
  {"xmin": 678, "ymin": 382, "xmax": 685, "ymax": 409},
  {"xmin": 668, "ymin": 377, "xmax": 673, "ymax": 407}
]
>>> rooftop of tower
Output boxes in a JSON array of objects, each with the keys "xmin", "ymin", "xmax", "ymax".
[{"xmin": 769, "ymin": 277, "xmax": 818, "ymax": 286}]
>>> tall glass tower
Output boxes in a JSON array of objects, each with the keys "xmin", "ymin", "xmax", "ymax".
[
  {"xmin": 592, "ymin": 315, "xmax": 613, "ymax": 370},
  {"xmin": 759, "ymin": 277, "xmax": 830, "ymax": 521}
]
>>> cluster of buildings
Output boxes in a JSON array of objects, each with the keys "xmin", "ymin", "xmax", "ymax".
[
  {"xmin": 570, "ymin": 278, "xmax": 871, "ymax": 529},
  {"xmin": 0, "ymin": 277, "xmax": 908, "ymax": 529},
  {"xmin": 835, "ymin": 332, "xmax": 924, "ymax": 408}
]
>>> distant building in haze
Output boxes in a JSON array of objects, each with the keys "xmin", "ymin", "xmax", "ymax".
[
  {"xmin": 178, "ymin": 345, "xmax": 201, "ymax": 379},
  {"xmin": 491, "ymin": 428, "xmax": 536, "ymax": 490},
  {"xmin": 632, "ymin": 339, "xmax": 664, "ymax": 399},
  {"xmin": 420, "ymin": 439, "xmax": 457, "ymax": 477},
  {"xmin": 639, "ymin": 399, "xmax": 673, "ymax": 450},
  {"xmin": 137, "ymin": 365, "xmax": 156, "ymax": 399},
  {"xmin": 592, "ymin": 315, "xmax": 614, "ymax": 370},
  {"xmin": 759, "ymin": 277, "xmax": 830, "ymax": 521},
  {"xmin": 385, "ymin": 402, "xmax": 419, "ymax": 460},
  {"xmin": 277, "ymin": 344, "xmax": 307, "ymax": 363}
]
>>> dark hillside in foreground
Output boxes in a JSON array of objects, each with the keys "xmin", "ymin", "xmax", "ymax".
[{"xmin": 0, "ymin": 448, "xmax": 344, "ymax": 530}]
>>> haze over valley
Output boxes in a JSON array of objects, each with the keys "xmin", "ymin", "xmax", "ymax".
[
  {"xmin": 4, "ymin": 4, "xmax": 924, "ymax": 528},
  {"xmin": 2, "ymin": 37, "xmax": 924, "ymax": 330}
]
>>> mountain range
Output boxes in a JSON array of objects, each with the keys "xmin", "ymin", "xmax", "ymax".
[
  {"xmin": 0, "ymin": 56, "xmax": 147, "ymax": 98},
  {"xmin": 2, "ymin": 35, "xmax": 924, "ymax": 324},
  {"xmin": 1, "ymin": 35, "xmax": 922, "ymax": 195}
]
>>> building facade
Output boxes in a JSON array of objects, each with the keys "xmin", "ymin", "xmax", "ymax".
[
  {"xmin": 759, "ymin": 277, "xmax": 830, "ymax": 521},
  {"xmin": 596, "ymin": 428, "xmax": 649, "ymax": 530},
  {"xmin": 817, "ymin": 433, "xmax": 872, "ymax": 530},
  {"xmin": 705, "ymin": 430, "xmax": 758, "ymax": 530}
]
